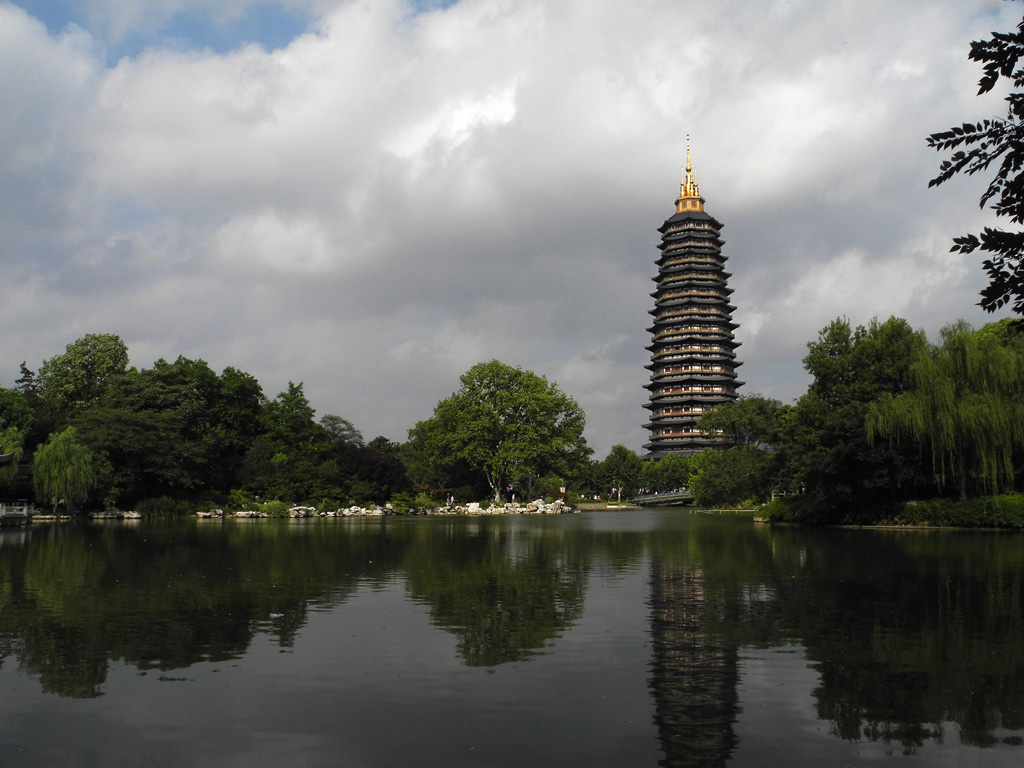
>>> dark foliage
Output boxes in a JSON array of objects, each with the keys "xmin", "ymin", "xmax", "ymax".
[{"xmin": 928, "ymin": 7, "xmax": 1024, "ymax": 314}]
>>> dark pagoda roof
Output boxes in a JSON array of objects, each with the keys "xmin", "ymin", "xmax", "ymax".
[{"xmin": 658, "ymin": 210, "xmax": 724, "ymax": 232}]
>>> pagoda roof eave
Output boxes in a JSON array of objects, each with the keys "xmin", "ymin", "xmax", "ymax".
[{"xmin": 657, "ymin": 211, "xmax": 724, "ymax": 231}]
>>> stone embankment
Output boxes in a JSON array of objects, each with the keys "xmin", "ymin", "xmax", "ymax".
[{"xmin": 198, "ymin": 499, "xmax": 575, "ymax": 519}]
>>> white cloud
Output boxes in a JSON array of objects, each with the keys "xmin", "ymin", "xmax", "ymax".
[{"xmin": 2, "ymin": 0, "xmax": 1021, "ymax": 457}]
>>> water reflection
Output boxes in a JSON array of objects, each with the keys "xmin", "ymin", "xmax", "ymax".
[
  {"xmin": 1, "ymin": 513, "xmax": 1023, "ymax": 763},
  {"xmin": 649, "ymin": 560, "xmax": 738, "ymax": 767},
  {"xmin": 401, "ymin": 520, "xmax": 588, "ymax": 665}
]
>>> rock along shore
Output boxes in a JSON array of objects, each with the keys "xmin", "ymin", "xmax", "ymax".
[{"xmin": 197, "ymin": 499, "xmax": 575, "ymax": 519}]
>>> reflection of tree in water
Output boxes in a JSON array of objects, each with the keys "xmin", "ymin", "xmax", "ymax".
[
  {"xmin": 758, "ymin": 527, "xmax": 1024, "ymax": 753},
  {"xmin": 0, "ymin": 517, "xmax": 592, "ymax": 697},
  {"xmin": 648, "ymin": 559, "xmax": 739, "ymax": 768},
  {"xmin": 0, "ymin": 521, "xmax": 384, "ymax": 697},
  {"xmin": 402, "ymin": 520, "xmax": 588, "ymax": 666}
]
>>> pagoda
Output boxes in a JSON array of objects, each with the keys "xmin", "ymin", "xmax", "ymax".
[{"xmin": 643, "ymin": 142, "xmax": 743, "ymax": 458}]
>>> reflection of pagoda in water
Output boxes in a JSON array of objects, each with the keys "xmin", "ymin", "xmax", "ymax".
[
  {"xmin": 649, "ymin": 560, "xmax": 739, "ymax": 767},
  {"xmin": 644, "ymin": 142, "xmax": 743, "ymax": 458}
]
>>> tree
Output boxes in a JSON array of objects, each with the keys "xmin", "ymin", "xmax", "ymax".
[
  {"xmin": 368, "ymin": 435, "xmax": 401, "ymax": 454},
  {"xmin": 0, "ymin": 425, "xmax": 24, "ymax": 489},
  {"xmin": 596, "ymin": 444, "xmax": 642, "ymax": 500},
  {"xmin": 640, "ymin": 451, "xmax": 695, "ymax": 493},
  {"xmin": 258, "ymin": 382, "xmax": 324, "ymax": 453},
  {"xmin": 698, "ymin": 394, "xmax": 786, "ymax": 449},
  {"xmin": 776, "ymin": 316, "xmax": 930, "ymax": 517},
  {"xmin": 15, "ymin": 362, "xmax": 40, "ymax": 399},
  {"xmin": 868, "ymin": 321, "xmax": 1024, "ymax": 500},
  {"xmin": 37, "ymin": 334, "xmax": 129, "ymax": 421},
  {"xmin": 927, "ymin": 6, "xmax": 1024, "ymax": 314},
  {"xmin": 0, "ymin": 387, "xmax": 35, "ymax": 434},
  {"xmin": 33, "ymin": 427, "xmax": 98, "ymax": 511},
  {"xmin": 413, "ymin": 361, "xmax": 590, "ymax": 500},
  {"xmin": 687, "ymin": 446, "xmax": 774, "ymax": 507},
  {"xmin": 69, "ymin": 357, "xmax": 266, "ymax": 505},
  {"xmin": 319, "ymin": 414, "xmax": 364, "ymax": 445}
]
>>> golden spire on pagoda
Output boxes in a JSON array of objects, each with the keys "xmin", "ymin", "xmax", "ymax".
[{"xmin": 676, "ymin": 134, "xmax": 704, "ymax": 213}]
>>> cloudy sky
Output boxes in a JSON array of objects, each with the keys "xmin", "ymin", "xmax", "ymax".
[{"xmin": 1, "ymin": 0, "xmax": 1018, "ymax": 457}]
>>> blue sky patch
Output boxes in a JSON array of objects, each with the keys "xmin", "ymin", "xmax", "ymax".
[{"xmin": 15, "ymin": 1, "xmax": 314, "ymax": 61}]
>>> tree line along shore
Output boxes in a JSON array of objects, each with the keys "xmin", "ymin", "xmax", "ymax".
[{"xmin": 1, "ymin": 315, "xmax": 1022, "ymax": 528}]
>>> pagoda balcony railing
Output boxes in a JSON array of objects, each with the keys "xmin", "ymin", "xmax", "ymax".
[
  {"xmin": 650, "ymin": 386, "xmax": 731, "ymax": 397},
  {"xmin": 659, "ymin": 252, "xmax": 724, "ymax": 264},
  {"xmin": 664, "ymin": 222, "xmax": 717, "ymax": 234},
  {"xmin": 651, "ymin": 356, "xmax": 733, "ymax": 368},
  {"xmin": 651, "ymin": 374, "xmax": 734, "ymax": 386},
  {"xmin": 654, "ymin": 306, "xmax": 729, "ymax": 319},
  {"xmin": 661, "ymin": 255, "xmax": 722, "ymax": 269},
  {"xmin": 653, "ymin": 345, "xmax": 733, "ymax": 357},
  {"xmin": 652, "ymin": 345, "xmax": 732, "ymax": 356},
  {"xmin": 664, "ymin": 239, "xmax": 719, "ymax": 250},
  {"xmin": 650, "ymin": 324, "xmax": 732, "ymax": 336},
  {"xmin": 659, "ymin": 256, "xmax": 716, "ymax": 264},
  {"xmin": 658, "ymin": 271, "xmax": 724, "ymax": 286},
  {"xmin": 657, "ymin": 288, "xmax": 729, "ymax": 303},
  {"xmin": 652, "ymin": 408, "xmax": 710, "ymax": 418},
  {"xmin": 651, "ymin": 429, "xmax": 720, "ymax": 439},
  {"xmin": 652, "ymin": 353, "xmax": 731, "ymax": 364},
  {"xmin": 655, "ymin": 308, "xmax": 731, "ymax": 323},
  {"xmin": 651, "ymin": 327, "xmax": 734, "ymax": 341},
  {"xmin": 651, "ymin": 360, "xmax": 731, "ymax": 372}
]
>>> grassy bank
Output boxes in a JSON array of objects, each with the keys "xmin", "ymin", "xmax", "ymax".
[{"xmin": 762, "ymin": 493, "xmax": 1024, "ymax": 528}]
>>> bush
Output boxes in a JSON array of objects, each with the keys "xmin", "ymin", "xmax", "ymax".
[
  {"xmin": 760, "ymin": 495, "xmax": 888, "ymax": 525},
  {"xmin": 389, "ymin": 492, "xmax": 414, "ymax": 514},
  {"xmin": 763, "ymin": 493, "xmax": 1024, "ymax": 527},
  {"xmin": 257, "ymin": 500, "xmax": 291, "ymax": 517},
  {"xmin": 229, "ymin": 489, "xmax": 254, "ymax": 507},
  {"xmin": 897, "ymin": 494, "xmax": 1024, "ymax": 527},
  {"xmin": 136, "ymin": 496, "xmax": 196, "ymax": 518}
]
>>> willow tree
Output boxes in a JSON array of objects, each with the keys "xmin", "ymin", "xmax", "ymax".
[
  {"xmin": 867, "ymin": 321, "xmax": 1024, "ymax": 500},
  {"xmin": 33, "ymin": 427, "xmax": 98, "ymax": 511}
]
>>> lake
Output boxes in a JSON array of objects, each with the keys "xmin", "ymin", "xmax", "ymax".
[{"xmin": 1, "ymin": 509, "xmax": 1022, "ymax": 767}]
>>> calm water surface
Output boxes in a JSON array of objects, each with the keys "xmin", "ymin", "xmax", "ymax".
[{"xmin": 1, "ymin": 509, "xmax": 1022, "ymax": 767}]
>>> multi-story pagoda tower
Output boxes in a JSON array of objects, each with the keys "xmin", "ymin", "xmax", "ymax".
[{"xmin": 643, "ymin": 142, "xmax": 743, "ymax": 458}]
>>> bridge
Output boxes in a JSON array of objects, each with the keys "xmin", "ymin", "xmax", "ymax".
[
  {"xmin": 631, "ymin": 489, "xmax": 694, "ymax": 507},
  {"xmin": 0, "ymin": 501, "xmax": 34, "ymax": 526}
]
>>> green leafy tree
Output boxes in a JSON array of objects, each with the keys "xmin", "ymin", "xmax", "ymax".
[
  {"xmin": 777, "ymin": 316, "xmax": 930, "ymax": 517},
  {"xmin": 33, "ymin": 427, "xmax": 97, "ymax": 511},
  {"xmin": 413, "ymin": 360, "xmax": 590, "ymax": 500},
  {"xmin": 640, "ymin": 451, "xmax": 695, "ymax": 493},
  {"xmin": 367, "ymin": 435, "xmax": 401, "ymax": 454},
  {"xmin": 596, "ymin": 444, "xmax": 643, "ymax": 500},
  {"xmin": 0, "ymin": 425, "xmax": 24, "ymax": 489},
  {"xmin": 240, "ymin": 382, "xmax": 341, "ymax": 500},
  {"xmin": 868, "ymin": 321, "xmax": 1024, "ymax": 500},
  {"xmin": 72, "ymin": 357, "xmax": 266, "ymax": 505},
  {"xmin": 258, "ymin": 382, "xmax": 324, "ymax": 453},
  {"xmin": 688, "ymin": 446, "xmax": 769, "ymax": 507},
  {"xmin": 37, "ymin": 334, "xmax": 129, "ymax": 421},
  {"xmin": 15, "ymin": 362, "xmax": 40, "ymax": 400},
  {"xmin": 927, "ymin": 5, "xmax": 1024, "ymax": 314},
  {"xmin": 319, "ymin": 414, "xmax": 364, "ymax": 445},
  {"xmin": 698, "ymin": 394, "xmax": 787, "ymax": 449},
  {"xmin": 0, "ymin": 386, "xmax": 35, "ymax": 434}
]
